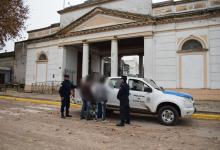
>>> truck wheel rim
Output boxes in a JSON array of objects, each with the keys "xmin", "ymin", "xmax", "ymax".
[{"xmin": 161, "ymin": 110, "xmax": 174, "ymax": 123}]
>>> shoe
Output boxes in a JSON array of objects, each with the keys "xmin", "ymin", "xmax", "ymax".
[
  {"xmin": 61, "ymin": 115, "xmax": 65, "ymax": 119},
  {"xmin": 125, "ymin": 121, "xmax": 130, "ymax": 124},
  {"xmin": 80, "ymin": 117, "xmax": 85, "ymax": 120},
  {"xmin": 66, "ymin": 114, "xmax": 72, "ymax": 117},
  {"xmin": 116, "ymin": 122, "xmax": 125, "ymax": 127}
]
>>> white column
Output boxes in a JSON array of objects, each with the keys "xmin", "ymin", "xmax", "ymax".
[
  {"xmin": 144, "ymin": 36, "xmax": 154, "ymax": 79},
  {"xmin": 101, "ymin": 57, "xmax": 104, "ymax": 75},
  {"xmin": 139, "ymin": 55, "xmax": 143, "ymax": 77},
  {"xmin": 82, "ymin": 43, "xmax": 89, "ymax": 78},
  {"xmin": 111, "ymin": 39, "xmax": 118, "ymax": 77}
]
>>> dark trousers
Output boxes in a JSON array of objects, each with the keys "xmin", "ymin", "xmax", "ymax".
[
  {"xmin": 61, "ymin": 97, "xmax": 70, "ymax": 115},
  {"xmin": 96, "ymin": 101, "xmax": 107, "ymax": 120},
  {"xmin": 120, "ymin": 101, "xmax": 130, "ymax": 124}
]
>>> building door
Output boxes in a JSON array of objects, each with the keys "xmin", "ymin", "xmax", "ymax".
[
  {"xmin": 181, "ymin": 55, "xmax": 204, "ymax": 88},
  {"xmin": 36, "ymin": 63, "xmax": 47, "ymax": 82},
  {"xmin": 0, "ymin": 73, "xmax": 5, "ymax": 84}
]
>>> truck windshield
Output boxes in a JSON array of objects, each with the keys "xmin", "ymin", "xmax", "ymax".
[{"xmin": 143, "ymin": 78, "xmax": 162, "ymax": 91}]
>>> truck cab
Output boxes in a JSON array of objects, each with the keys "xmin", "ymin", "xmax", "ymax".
[{"xmin": 106, "ymin": 77, "xmax": 195, "ymax": 126}]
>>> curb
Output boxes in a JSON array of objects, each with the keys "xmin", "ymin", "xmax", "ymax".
[
  {"xmin": 0, "ymin": 96, "xmax": 220, "ymax": 121},
  {"xmin": 192, "ymin": 113, "xmax": 220, "ymax": 120},
  {"xmin": 0, "ymin": 96, "xmax": 81, "ymax": 108}
]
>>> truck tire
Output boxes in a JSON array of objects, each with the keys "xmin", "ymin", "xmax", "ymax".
[{"xmin": 158, "ymin": 105, "xmax": 179, "ymax": 126}]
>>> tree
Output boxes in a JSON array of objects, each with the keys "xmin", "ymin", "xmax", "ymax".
[{"xmin": 0, "ymin": 0, "xmax": 29, "ymax": 45}]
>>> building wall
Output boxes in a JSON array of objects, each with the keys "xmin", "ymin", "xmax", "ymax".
[
  {"xmin": 154, "ymin": 31, "xmax": 177, "ymax": 88},
  {"xmin": 25, "ymin": 46, "xmax": 64, "ymax": 91},
  {"xmin": 91, "ymin": 54, "xmax": 101, "ymax": 73},
  {"xmin": 14, "ymin": 42, "xmax": 27, "ymax": 84},
  {"xmin": 0, "ymin": 57, "xmax": 14, "ymax": 68},
  {"xmin": 64, "ymin": 47, "xmax": 78, "ymax": 84},
  {"xmin": 153, "ymin": 17, "xmax": 220, "ymax": 89},
  {"xmin": 209, "ymin": 25, "xmax": 220, "ymax": 89},
  {"xmin": 60, "ymin": 0, "xmax": 152, "ymax": 28}
]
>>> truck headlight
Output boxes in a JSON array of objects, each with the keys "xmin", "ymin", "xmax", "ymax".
[{"xmin": 183, "ymin": 98, "xmax": 193, "ymax": 108}]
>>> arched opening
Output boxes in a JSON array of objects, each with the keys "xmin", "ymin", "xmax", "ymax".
[
  {"xmin": 182, "ymin": 39, "xmax": 203, "ymax": 51},
  {"xmin": 38, "ymin": 53, "xmax": 47, "ymax": 61}
]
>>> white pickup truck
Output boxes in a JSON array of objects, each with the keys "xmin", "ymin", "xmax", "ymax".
[{"xmin": 105, "ymin": 77, "xmax": 196, "ymax": 126}]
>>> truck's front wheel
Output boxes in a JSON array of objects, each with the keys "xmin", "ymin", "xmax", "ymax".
[{"xmin": 158, "ymin": 105, "xmax": 179, "ymax": 126}]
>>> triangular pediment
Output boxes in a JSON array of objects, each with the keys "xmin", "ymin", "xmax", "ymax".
[
  {"xmin": 56, "ymin": 7, "xmax": 153, "ymax": 36},
  {"xmin": 72, "ymin": 14, "xmax": 135, "ymax": 32}
]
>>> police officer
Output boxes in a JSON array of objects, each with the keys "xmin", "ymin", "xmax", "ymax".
[
  {"xmin": 116, "ymin": 76, "xmax": 130, "ymax": 126},
  {"xmin": 59, "ymin": 74, "xmax": 75, "ymax": 118}
]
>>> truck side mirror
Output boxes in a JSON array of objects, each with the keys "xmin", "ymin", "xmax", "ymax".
[{"xmin": 144, "ymin": 87, "xmax": 152, "ymax": 93}]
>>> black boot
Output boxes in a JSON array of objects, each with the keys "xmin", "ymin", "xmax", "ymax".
[
  {"xmin": 116, "ymin": 122, "xmax": 125, "ymax": 127},
  {"xmin": 125, "ymin": 120, "xmax": 130, "ymax": 124},
  {"xmin": 66, "ymin": 114, "xmax": 72, "ymax": 117},
  {"xmin": 61, "ymin": 113, "xmax": 65, "ymax": 119}
]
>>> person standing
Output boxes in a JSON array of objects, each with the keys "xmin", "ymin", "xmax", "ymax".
[
  {"xmin": 80, "ymin": 75, "xmax": 94, "ymax": 120},
  {"xmin": 116, "ymin": 76, "xmax": 130, "ymax": 126},
  {"xmin": 92, "ymin": 76, "xmax": 108, "ymax": 121},
  {"xmin": 59, "ymin": 74, "xmax": 75, "ymax": 119}
]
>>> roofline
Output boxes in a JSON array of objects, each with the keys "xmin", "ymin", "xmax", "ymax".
[
  {"xmin": 23, "ymin": 7, "xmax": 220, "ymax": 44},
  {"xmin": 0, "ymin": 51, "xmax": 15, "ymax": 58},
  {"xmin": 152, "ymin": 0, "xmax": 206, "ymax": 8},
  {"xmin": 27, "ymin": 23, "xmax": 60, "ymax": 33},
  {"xmin": 57, "ymin": 0, "xmax": 118, "ymax": 14}
]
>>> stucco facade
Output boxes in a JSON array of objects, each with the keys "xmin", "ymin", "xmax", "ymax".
[{"xmin": 15, "ymin": 0, "xmax": 220, "ymax": 93}]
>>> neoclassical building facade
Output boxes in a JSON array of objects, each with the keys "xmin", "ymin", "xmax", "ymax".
[{"xmin": 16, "ymin": 0, "xmax": 220, "ymax": 97}]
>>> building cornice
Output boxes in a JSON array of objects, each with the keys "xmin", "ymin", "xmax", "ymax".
[
  {"xmin": 22, "ymin": 7, "xmax": 220, "ymax": 45},
  {"xmin": 56, "ymin": 7, "xmax": 153, "ymax": 36},
  {"xmin": 152, "ymin": 0, "xmax": 206, "ymax": 8},
  {"xmin": 57, "ymin": 0, "xmax": 118, "ymax": 14}
]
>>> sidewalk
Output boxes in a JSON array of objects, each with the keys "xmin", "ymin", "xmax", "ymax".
[{"xmin": 1, "ymin": 90, "xmax": 220, "ymax": 114}]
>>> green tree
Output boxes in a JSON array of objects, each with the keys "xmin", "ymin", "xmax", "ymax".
[{"xmin": 0, "ymin": 0, "xmax": 29, "ymax": 45}]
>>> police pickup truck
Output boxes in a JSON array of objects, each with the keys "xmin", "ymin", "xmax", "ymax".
[{"xmin": 106, "ymin": 77, "xmax": 195, "ymax": 126}]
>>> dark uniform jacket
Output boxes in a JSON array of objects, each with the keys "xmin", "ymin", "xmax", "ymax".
[
  {"xmin": 59, "ymin": 80, "xmax": 75, "ymax": 98},
  {"xmin": 117, "ymin": 82, "xmax": 129, "ymax": 102}
]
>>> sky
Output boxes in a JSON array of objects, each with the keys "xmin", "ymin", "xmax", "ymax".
[{"xmin": 1, "ymin": 0, "xmax": 166, "ymax": 53}]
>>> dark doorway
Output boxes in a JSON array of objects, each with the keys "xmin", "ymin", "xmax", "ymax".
[
  {"xmin": 0, "ymin": 73, "xmax": 5, "ymax": 84},
  {"xmin": 77, "ymin": 51, "xmax": 82, "ymax": 86}
]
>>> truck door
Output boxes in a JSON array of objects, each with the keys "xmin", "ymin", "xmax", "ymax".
[
  {"xmin": 128, "ymin": 79, "xmax": 152, "ymax": 111},
  {"xmin": 107, "ymin": 78, "xmax": 123, "ymax": 106}
]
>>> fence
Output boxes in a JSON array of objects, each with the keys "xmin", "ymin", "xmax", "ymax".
[{"xmin": 31, "ymin": 81, "xmax": 62, "ymax": 94}]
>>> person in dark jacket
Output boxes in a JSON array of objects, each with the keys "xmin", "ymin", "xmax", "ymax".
[
  {"xmin": 116, "ymin": 76, "xmax": 130, "ymax": 126},
  {"xmin": 59, "ymin": 74, "xmax": 76, "ymax": 118}
]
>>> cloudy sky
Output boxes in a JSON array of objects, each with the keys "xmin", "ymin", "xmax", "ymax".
[{"xmin": 2, "ymin": 0, "xmax": 166, "ymax": 52}]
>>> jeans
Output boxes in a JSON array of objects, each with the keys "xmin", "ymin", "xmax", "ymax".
[
  {"xmin": 85, "ymin": 101, "xmax": 92, "ymax": 119},
  {"xmin": 80, "ymin": 99, "xmax": 87, "ymax": 118},
  {"xmin": 96, "ymin": 101, "xmax": 107, "ymax": 120}
]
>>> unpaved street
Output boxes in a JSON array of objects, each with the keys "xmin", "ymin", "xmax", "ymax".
[{"xmin": 0, "ymin": 98, "xmax": 219, "ymax": 150}]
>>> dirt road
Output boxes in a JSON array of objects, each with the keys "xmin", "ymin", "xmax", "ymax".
[{"xmin": 0, "ymin": 98, "xmax": 219, "ymax": 150}]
